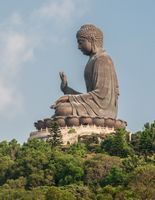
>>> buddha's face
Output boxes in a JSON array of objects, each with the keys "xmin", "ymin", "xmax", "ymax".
[{"xmin": 77, "ymin": 37, "xmax": 92, "ymax": 56}]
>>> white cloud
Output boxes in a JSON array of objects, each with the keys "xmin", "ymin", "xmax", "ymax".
[
  {"xmin": 10, "ymin": 13, "xmax": 23, "ymax": 26},
  {"xmin": 0, "ymin": 0, "xmax": 89, "ymax": 117},
  {"xmin": 0, "ymin": 79, "xmax": 22, "ymax": 114},
  {"xmin": 35, "ymin": 0, "xmax": 75, "ymax": 22},
  {"xmin": 0, "ymin": 15, "xmax": 35, "ymax": 116},
  {"xmin": 34, "ymin": 0, "xmax": 88, "ymax": 23},
  {"xmin": 2, "ymin": 32, "xmax": 34, "ymax": 73}
]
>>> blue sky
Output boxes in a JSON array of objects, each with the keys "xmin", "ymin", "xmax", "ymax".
[{"xmin": 0, "ymin": 0, "xmax": 155, "ymax": 142}]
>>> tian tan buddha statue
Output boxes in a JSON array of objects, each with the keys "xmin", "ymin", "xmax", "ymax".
[{"xmin": 51, "ymin": 24, "xmax": 119, "ymax": 119}]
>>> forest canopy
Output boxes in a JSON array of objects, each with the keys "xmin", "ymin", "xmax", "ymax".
[{"xmin": 0, "ymin": 121, "xmax": 155, "ymax": 199}]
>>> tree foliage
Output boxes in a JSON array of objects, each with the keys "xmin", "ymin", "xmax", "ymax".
[
  {"xmin": 0, "ymin": 121, "xmax": 155, "ymax": 199},
  {"xmin": 131, "ymin": 121, "xmax": 155, "ymax": 161},
  {"xmin": 129, "ymin": 165, "xmax": 155, "ymax": 200},
  {"xmin": 49, "ymin": 121, "xmax": 62, "ymax": 148},
  {"xmin": 101, "ymin": 128, "xmax": 132, "ymax": 157}
]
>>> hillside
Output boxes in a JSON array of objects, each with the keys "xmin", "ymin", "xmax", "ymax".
[{"xmin": 0, "ymin": 122, "xmax": 155, "ymax": 199}]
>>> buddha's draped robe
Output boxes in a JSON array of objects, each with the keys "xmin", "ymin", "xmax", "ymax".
[{"xmin": 63, "ymin": 50, "xmax": 119, "ymax": 119}]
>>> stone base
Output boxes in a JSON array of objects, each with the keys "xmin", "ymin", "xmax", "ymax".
[{"xmin": 29, "ymin": 125, "xmax": 116, "ymax": 145}]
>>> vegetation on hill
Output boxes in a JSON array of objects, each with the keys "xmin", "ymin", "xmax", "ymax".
[{"xmin": 0, "ymin": 121, "xmax": 155, "ymax": 199}]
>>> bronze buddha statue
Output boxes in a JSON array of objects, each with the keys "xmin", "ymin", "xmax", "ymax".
[{"xmin": 51, "ymin": 24, "xmax": 119, "ymax": 119}]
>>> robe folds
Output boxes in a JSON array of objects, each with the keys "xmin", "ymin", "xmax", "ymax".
[{"xmin": 63, "ymin": 50, "xmax": 119, "ymax": 119}]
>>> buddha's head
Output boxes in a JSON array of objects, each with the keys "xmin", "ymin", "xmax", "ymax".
[{"xmin": 76, "ymin": 24, "xmax": 103, "ymax": 55}]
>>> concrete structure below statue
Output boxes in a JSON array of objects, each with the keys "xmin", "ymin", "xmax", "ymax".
[
  {"xmin": 29, "ymin": 116, "xmax": 127, "ymax": 145},
  {"xmin": 29, "ymin": 125, "xmax": 116, "ymax": 145}
]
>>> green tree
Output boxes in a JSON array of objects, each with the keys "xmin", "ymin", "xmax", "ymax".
[
  {"xmin": 98, "ymin": 185, "xmax": 120, "ymax": 200},
  {"xmin": 11, "ymin": 139, "xmax": 54, "ymax": 188},
  {"xmin": 4, "ymin": 176, "xmax": 26, "ymax": 189},
  {"xmin": 0, "ymin": 156, "xmax": 14, "ymax": 185},
  {"xmin": 101, "ymin": 129, "xmax": 132, "ymax": 157},
  {"xmin": 122, "ymin": 154, "xmax": 145, "ymax": 173},
  {"xmin": 8, "ymin": 139, "xmax": 21, "ymax": 160},
  {"xmin": 102, "ymin": 167, "xmax": 128, "ymax": 187},
  {"xmin": 129, "ymin": 165, "xmax": 155, "ymax": 200},
  {"xmin": 139, "ymin": 122, "xmax": 155, "ymax": 160},
  {"xmin": 0, "ymin": 188, "xmax": 36, "ymax": 200},
  {"xmin": 64, "ymin": 184, "xmax": 95, "ymax": 200},
  {"xmin": 67, "ymin": 142, "xmax": 87, "ymax": 157},
  {"xmin": 0, "ymin": 139, "xmax": 20, "ymax": 159},
  {"xmin": 49, "ymin": 151, "xmax": 84, "ymax": 185},
  {"xmin": 48, "ymin": 121, "xmax": 62, "ymax": 148},
  {"xmin": 130, "ymin": 131, "xmax": 141, "ymax": 153},
  {"xmin": 84, "ymin": 154, "xmax": 121, "ymax": 186},
  {"xmin": 130, "ymin": 121, "xmax": 155, "ymax": 161},
  {"xmin": 45, "ymin": 186, "xmax": 76, "ymax": 200}
]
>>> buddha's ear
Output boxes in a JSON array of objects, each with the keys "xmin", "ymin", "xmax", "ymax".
[{"xmin": 91, "ymin": 39, "xmax": 97, "ymax": 54}]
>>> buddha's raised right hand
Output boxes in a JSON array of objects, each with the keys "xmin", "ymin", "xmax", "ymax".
[{"xmin": 59, "ymin": 71, "xmax": 68, "ymax": 92}]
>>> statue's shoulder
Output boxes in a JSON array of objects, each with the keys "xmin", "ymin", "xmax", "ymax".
[{"xmin": 93, "ymin": 51, "xmax": 114, "ymax": 71}]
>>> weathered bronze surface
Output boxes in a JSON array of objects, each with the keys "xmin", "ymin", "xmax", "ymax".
[
  {"xmin": 34, "ymin": 117, "xmax": 127, "ymax": 129},
  {"xmin": 51, "ymin": 24, "xmax": 119, "ymax": 119}
]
